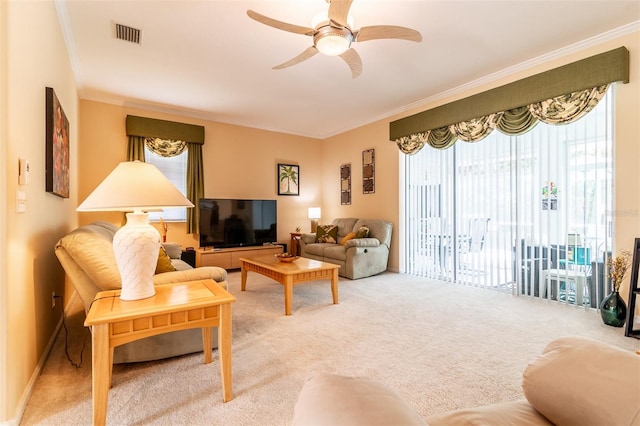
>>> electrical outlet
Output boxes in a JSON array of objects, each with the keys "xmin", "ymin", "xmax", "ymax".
[{"xmin": 51, "ymin": 291, "xmax": 56, "ymax": 309}]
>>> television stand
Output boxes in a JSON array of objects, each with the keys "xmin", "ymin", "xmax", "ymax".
[{"xmin": 196, "ymin": 245, "xmax": 284, "ymax": 270}]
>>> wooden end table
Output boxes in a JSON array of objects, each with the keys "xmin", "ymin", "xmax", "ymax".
[
  {"xmin": 289, "ymin": 232, "xmax": 302, "ymax": 256},
  {"xmin": 84, "ymin": 279, "xmax": 235, "ymax": 426},
  {"xmin": 240, "ymin": 256, "xmax": 340, "ymax": 315}
]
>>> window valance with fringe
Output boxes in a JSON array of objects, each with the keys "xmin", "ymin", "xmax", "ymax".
[
  {"xmin": 396, "ymin": 85, "xmax": 609, "ymax": 153},
  {"xmin": 390, "ymin": 47, "xmax": 629, "ymax": 154},
  {"xmin": 125, "ymin": 115, "xmax": 205, "ymax": 234}
]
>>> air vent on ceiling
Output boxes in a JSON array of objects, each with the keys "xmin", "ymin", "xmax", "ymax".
[{"xmin": 113, "ymin": 22, "xmax": 142, "ymax": 44}]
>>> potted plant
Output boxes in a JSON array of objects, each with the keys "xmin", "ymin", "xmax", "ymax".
[{"xmin": 600, "ymin": 250, "xmax": 631, "ymax": 327}]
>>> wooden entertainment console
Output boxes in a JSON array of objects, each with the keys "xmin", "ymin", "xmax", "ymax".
[{"xmin": 196, "ymin": 245, "xmax": 283, "ymax": 269}]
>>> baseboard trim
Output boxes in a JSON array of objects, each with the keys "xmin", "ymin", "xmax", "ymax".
[{"xmin": 8, "ymin": 292, "xmax": 79, "ymax": 426}]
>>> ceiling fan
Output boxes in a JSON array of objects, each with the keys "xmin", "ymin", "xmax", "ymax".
[{"xmin": 247, "ymin": 0, "xmax": 422, "ymax": 78}]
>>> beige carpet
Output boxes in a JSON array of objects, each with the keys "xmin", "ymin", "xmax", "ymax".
[{"xmin": 21, "ymin": 271, "xmax": 640, "ymax": 425}]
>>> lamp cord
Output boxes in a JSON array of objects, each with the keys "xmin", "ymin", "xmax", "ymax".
[{"xmin": 54, "ymin": 295, "xmax": 89, "ymax": 369}]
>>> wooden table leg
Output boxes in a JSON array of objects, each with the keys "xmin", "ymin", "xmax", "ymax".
[
  {"xmin": 240, "ymin": 262, "xmax": 247, "ymax": 291},
  {"xmin": 108, "ymin": 347, "xmax": 114, "ymax": 388},
  {"xmin": 91, "ymin": 324, "xmax": 110, "ymax": 426},
  {"xmin": 331, "ymin": 269, "xmax": 339, "ymax": 305},
  {"xmin": 284, "ymin": 276, "xmax": 293, "ymax": 315},
  {"xmin": 202, "ymin": 326, "xmax": 212, "ymax": 364},
  {"xmin": 218, "ymin": 303, "xmax": 233, "ymax": 402}
]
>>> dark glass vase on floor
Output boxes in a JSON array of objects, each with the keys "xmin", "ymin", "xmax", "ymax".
[{"xmin": 600, "ymin": 290, "xmax": 627, "ymax": 327}]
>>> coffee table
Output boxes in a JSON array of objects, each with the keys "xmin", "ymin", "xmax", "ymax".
[
  {"xmin": 240, "ymin": 256, "xmax": 340, "ymax": 315},
  {"xmin": 84, "ymin": 279, "xmax": 235, "ymax": 426}
]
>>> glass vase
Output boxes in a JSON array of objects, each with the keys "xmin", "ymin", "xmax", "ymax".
[{"xmin": 599, "ymin": 290, "xmax": 627, "ymax": 327}]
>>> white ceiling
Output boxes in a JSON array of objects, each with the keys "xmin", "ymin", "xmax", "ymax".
[{"xmin": 56, "ymin": 0, "xmax": 639, "ymax": 139}]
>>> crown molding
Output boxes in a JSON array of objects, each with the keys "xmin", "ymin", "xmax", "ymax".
[{"xmin": 395, "ymin": 20, "xmax": 640, "ymax": 117}]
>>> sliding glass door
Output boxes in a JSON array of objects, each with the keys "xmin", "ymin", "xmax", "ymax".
[{"xmin": 402, "ymin": 90, "xmax": 613, "ymax": 308}]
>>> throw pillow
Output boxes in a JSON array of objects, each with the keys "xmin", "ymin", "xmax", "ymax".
[
  {"xmin": 315, "ymin": 224, "xmax": 339, "ymax": 243},
  {"xmin": 355, "ymin": 226, "xmax": 370, "ymax": 239},
  {"xmin": 340, "ymin": 231, "xmax": 357, "ymax": 245},
  {"xmin": 161, "ymin": 242, "xmax": 182, "ymax": 259},
  {"xmin": 155, "ymin": 246, "xmax": 177, "ymax": 274}
]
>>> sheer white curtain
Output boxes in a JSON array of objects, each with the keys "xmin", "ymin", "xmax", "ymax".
[{"xmin": 402, "ymin": 90, "xmax": 613, "ymax": 308}]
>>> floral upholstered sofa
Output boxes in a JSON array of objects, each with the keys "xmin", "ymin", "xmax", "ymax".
[{"xmin": 299, "ymin": 218, "xmax": 392, "ymax": 280}]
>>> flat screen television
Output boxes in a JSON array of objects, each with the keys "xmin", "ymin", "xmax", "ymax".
[{"xmin": 199, "ymin": 198, "xmax": 277, "ymax": 248}]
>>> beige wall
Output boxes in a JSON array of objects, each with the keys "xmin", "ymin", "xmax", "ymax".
[
  {"xmin": 2, "ymin": 0, "xmax": 79, "ymax": 422},
  {"xmin": 321, "ymin": 120, "xmax": 401, "ymax": 271},
  {"xmin": 78, "ymin": 101, "xmax": 323, "ymax": 248}
]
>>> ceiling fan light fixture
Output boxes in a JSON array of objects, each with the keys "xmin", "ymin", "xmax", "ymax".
[
  {"xmin": 314, "ymin": 27, "xmax": 352, "ymax": 56},
  {"xmin": 247, "ymin": 1, "xmax": 421, "ymax": 76}
]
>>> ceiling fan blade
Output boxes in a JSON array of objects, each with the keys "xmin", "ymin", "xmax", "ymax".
[
  {"xmin": 339, "ymin": 48, "xmax": 362, "ymax": 79},
  {"xmin": 355, "ymin": 25, "xmax": 422, "ymax": 42},
  {"xmin": 328, "ymin": 0, "xmax": 354, "ymax": 27},
  {"xmin": 273, "ymin": 46, "xmax": 319, "ymax": 70},
  {"xmin": 247, "ymin": 10, "xmax": 314, "ymax": 36}
]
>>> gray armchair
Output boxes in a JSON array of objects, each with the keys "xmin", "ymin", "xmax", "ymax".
[{"xmin": 299, "ymin": 218, "xmax": 393, "ymax": 279}]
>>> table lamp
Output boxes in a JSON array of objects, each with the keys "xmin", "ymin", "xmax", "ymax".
[
  {"xmin": 77, "ymin": 161, "xmax": 194, "ymax": 300},
  {"xmin": 308, "ymin": 207, "xmax": 321, "ymax": 233}
]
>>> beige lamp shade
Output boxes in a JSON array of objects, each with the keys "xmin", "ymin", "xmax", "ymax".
[
  {"xmin": 308, "ymin": 207, "xmax": 321, "ymax": 233},
  {"xmin": 77, "ymin": 161, "xmax": 193, "ymax": 212},
  {"xmin": 308, "ymin": 207, "xmax": 321, "ymax": 219}
]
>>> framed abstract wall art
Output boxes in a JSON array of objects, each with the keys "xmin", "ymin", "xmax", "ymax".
[
  {"xmin": 278, "ymin": 163, "xmax": 299, "ymax": 196},
  {"xmin": 363, "ymin": 148, "xmax": 375, "ymax": 194},
  {"xmin": 45, "ymin": 87, "xmax": 70, "ymax": 198},
  {"xmin": 341, "ymin": 163, "xmax": 351, "ymax": 205}
]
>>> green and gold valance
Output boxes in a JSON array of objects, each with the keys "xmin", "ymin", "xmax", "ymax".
[
  {"xmin": 390, "ymin": 47, "xmax": 629, "ymax": 153},
  {"xmin": 126, "ymin": 115, "xmax": 205, "ymax": 144},
  {"xmin": 125, "ymin": 115, "xmax": 205, "ymax": 235}
]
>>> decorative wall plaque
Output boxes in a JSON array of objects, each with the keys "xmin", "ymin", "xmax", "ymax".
[
  {"xmin": 340, "ymin": 163, "xmax": 351, "ymax": 205},
  {"xmin": 363, "ymin": 148, "xmax": 375, "ymax": 194}
]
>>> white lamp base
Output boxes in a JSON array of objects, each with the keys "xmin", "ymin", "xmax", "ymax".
[{"xmin": 113, "ymin": 212, "xmax": 159, "ymax": 300}]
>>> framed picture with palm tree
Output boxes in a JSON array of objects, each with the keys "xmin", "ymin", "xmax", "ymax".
[{"xmin": 278, "ymin": 163, "xmax": 299, "ymax": 196}]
